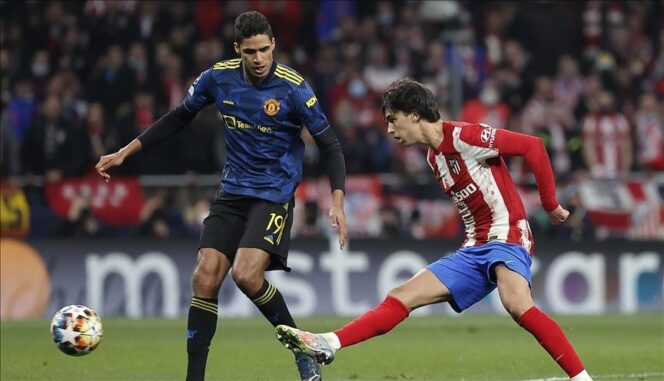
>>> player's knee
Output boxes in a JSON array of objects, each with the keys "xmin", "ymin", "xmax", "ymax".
[
  {"xmin": 192, "ymin": 249, "xmax": 223, "ymax": 292},
  {"xmin": 192, "ymin": 267, "xmax": 219, "ymax": 294},
  {"xmin": 501, "ymin": 298, "xmax": 532, "ymax": 321},
  {"xmin": 231, "ymin": 269, "xmax": 263, "ymax": 295}
]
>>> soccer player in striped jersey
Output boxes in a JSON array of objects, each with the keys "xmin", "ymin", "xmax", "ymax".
[
  {"xmin": 276, "ymin": 78, "xmax": 593, "ymax": 381},
  {"xmin": 96, "ymin": 11, "xmax": 347, "ymax": 381}
]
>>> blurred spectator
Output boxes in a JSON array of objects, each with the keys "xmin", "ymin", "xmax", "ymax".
[
  {"xmin": 377, "ymin": 203, "xmax": 404, "ymax": 238},
  {"xmin": 581, "ymin": 90, "xmax": 632, "ymax": 179},
  {"xmin": 553, "ymin": 54, "xmax": 584, "ymax": 112},
  {"xmin": 493, "ymin": 40, "xmax": 533, "ymax": 112},
  {"xmin": 88, "ymin": 45, "xmax": 133, "ymax": 116},
  {"xmin": 521, "ymin": 76, "xmax": 575, "ymax": 179},
  {"xmin": 55, "ymin": 194, "xmax": 101, "ymax": 237},
  {"xmin": 127, "ymin": 41, "xmax": 159, "ymax": 91},
  {"xmin": 1, "ymin": 101, "xmax": 21, "ymax": 179},
  {"xmin": 634, "ymin": 92, "xmax": 664, "ymax": 171},
  {"xmin": 138, "ymin": 193, "xmax": 172, "ymax": 238},
  {"xmin": 459, "ymin": 78, "xmax": 510, "ymax": 129},
  {"xmin": 86, "ymin": 102, "xmax": 120, "ymax": 160},
  {"xmin": 2, "ymin": 1, "xmax": 660, "ymax": 240},
  {"xmin": 7, "ymin": 78, "xmax": 36, "ymax": 142},
  {"xmin": 363, "ymin": 43, "xmax": 408, "ymax": 93},
  {"xmin": 20, "ymin": 94, "xmax": 91, "ymax": 182}
]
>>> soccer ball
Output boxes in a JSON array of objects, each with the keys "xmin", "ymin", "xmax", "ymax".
[{"xmin": 50, "ymin": 305, "xmax": 103, "ymax": 356}]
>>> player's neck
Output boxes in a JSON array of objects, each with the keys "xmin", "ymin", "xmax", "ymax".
[{"xmin": 422, "ymin": 120, "xmax": 444, "ymax": 149}]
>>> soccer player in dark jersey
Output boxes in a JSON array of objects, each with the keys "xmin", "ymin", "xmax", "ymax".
[
  {"xmin": 95, "ymin": 11, "xmax": 347, "ymax": 381},
  {"xmin": 275, "ymin": 78, "xmax": 593, "ymax": 381}
]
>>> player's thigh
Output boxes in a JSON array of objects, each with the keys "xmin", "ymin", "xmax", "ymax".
[
  {"xmin": 239, "ymin": 198, "xmax": 294, "ymax": 272},
  {"xmin": 495, "ymin": 265, "xmax": 534, "ymax": 318},
  {"xmin": 194, "ymin": 247, "xmax": 233, "ymax": 287},
  {"xmin": 232, "ymin": 248, "xmax": 271, "ymax": 279},
  {"xmin": 198, "ymin": 199, "xmax": 247, "ymax": 264},
  {"xmin": 388, "ymin": 268, "xmax": 453, "ymax": 311}
]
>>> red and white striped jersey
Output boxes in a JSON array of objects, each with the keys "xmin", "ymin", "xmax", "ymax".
[
  {"xmin": 581, "ymin": 112, "xmax": 631, "ymax": 178},
  {"xmin": 427, "ymin": 121, "xmax": 560, "ymax": 254}
]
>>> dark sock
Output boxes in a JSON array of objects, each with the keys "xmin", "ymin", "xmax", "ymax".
[
  {"xmin": 250, "ymin": 280, "xmax": 296, "ymax": 328},
  {"xmin": 186, "ymin": 297, "xmax": 218, "ymax": 381}
]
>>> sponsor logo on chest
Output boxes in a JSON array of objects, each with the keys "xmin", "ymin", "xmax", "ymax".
[{"xmin": 451, "ymin": 183, "xmax": 478, "ymax": 203}]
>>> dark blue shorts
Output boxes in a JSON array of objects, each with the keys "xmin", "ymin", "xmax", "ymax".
[{"xmin": 426, "ymin": 242, "xmax": 532, "ymax": 313}]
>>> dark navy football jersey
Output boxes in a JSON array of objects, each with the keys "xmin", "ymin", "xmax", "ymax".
[{"xmin": 183, "ymin": 58, "xmax": 330, "ymax": 203}]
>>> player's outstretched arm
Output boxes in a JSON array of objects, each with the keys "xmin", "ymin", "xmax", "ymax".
[
  {"xmin": 312, "ymin": 128, "xmax": 348, "ymax": 249},
  {"xmin": 95, "ymin": 104, "xmax": 198, "ymax": 182},
  {"xmin": 95, "ymin": 139, "xmax": 142, "ymax": 182},
  {"xmin": 329, "ymin": 189, "xmax": 348, "ymax": 249}
]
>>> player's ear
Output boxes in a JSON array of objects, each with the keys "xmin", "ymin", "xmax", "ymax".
[
  {"xmin": 411, "ymin": 112, "xmax": 420, "ymax": 123},
  {"xmin": 234, "ymin": 42, "xmax": 240, "ymax": 56},
  {"xmin": 271, "ymin": 37, "xmax": 276, "ymax": 50}
]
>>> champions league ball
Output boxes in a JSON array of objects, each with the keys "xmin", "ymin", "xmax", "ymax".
[{"xmin": 50, "ymin": 305, "xmax": 103, "ymax": 356}]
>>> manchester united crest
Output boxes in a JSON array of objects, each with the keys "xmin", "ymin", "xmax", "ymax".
[{"xmin": 263, "ymin": 99, "xmax": 280, "ymax": 116}]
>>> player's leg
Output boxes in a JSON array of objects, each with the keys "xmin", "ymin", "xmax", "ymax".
[
  {"xmin": 334, "ymin": 268, "xmax": 450, "ymax": 346},
  {"xmin": 186, "ymin": 198, "xmax": 245, "ymax": 381},
  {"xmin": 187, "ymin": 248, "xmax": 232, "ymax": 381},
  {"xmin": 234, "ymin": 197, "xmax": 300, "ymax": 329},
  {"xmin": 235, "ymin": 199, "xmax": 321, "ymax": 381},
  {"xmin": 276, "ymin": 268, "xmax": 451, "ymax": 364},
  {"xmin": 232, "ymin": 248, "xmax": 296, "ymax": 327},
  {"xmin": 495, "ymin": 266, "xmax": 592, "ymax": 380}
]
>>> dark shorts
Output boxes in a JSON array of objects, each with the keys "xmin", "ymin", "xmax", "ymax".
[
  {"xmin": 199, "ymin": 193, "xmax": 294, "ymax": 272},
  {"xmin": 426, "ymin": 242, "xmax": 532, "ymax": 313}
]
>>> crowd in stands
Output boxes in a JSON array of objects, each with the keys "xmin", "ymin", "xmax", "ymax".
[{"xmin": 1, "ymin": 1, "xmax": 662, "ymax": 240}]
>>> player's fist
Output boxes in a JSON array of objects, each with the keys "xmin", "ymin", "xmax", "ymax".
[{"xmin": 547, "ymin": 205, "xmax": 569, "ymax": 225}]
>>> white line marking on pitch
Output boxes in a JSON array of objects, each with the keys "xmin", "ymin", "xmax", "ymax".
[{"xmin": 520, "ymin": 372, "xmax": 664, "ymax": 381}]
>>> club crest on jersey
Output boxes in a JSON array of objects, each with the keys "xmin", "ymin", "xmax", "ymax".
[
  {"xmin": 448, "ymin": 157, "xmax": 461, "ymax": 175},
  {"xmin": 264, "ymin": 98, "xmax": 280, "ymax": 116}
]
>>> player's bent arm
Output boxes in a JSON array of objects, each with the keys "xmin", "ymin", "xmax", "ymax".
[
  {"xmin": 312, "ymin": 127, "xmax": 346, "ymax": 195},
  {"xmin": 95, "ymin": 104, "xmax": 199, "ymax": 182},
  {"xmin": 137, "ymin": 104, "xmax": 198, "ymax": 148},
  {"xmin": 312, "ymin": 127, "xmax": 348, "ymax": 248},
  {"xmin": 493, "ymin": 129, "xmax": 559, "ymax": 212}
]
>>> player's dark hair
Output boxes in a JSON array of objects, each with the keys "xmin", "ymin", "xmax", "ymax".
[
  {"xmin": 382, "ymin": 78, "xmax": 441, "ymax": 122},
  {"xmin": 234, "ymin": 11, "xmax": 273, "ymax": 44}
]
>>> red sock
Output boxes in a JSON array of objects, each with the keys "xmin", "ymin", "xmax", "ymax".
[
  {"xmin": 519, "ymin": 306, "xmax": 585, "ymax": 377},
  {"xmin": 334, "ymin": 295, "xmax": 410, "ymax": 348}
]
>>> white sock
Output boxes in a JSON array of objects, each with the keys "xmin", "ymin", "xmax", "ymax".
[
  {"xmin": 570, "ymin": 370, "xmax": 593, "ymax": 381},
  {"xmin": 320, "ymin": 332, "xmax": 341, "ymax": 351}
]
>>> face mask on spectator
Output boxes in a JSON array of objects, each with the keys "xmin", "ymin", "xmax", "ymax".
[
  {"xmin": 32, "ymin": 62, "xmax": 50, "ymax": 77},
  {"xmin": 480, "ymin": 88, "xmax": 498, "ymax": 105},
  {"xmin": 348, "ymin": 79, "xmax": 367, "ymax": 98}
]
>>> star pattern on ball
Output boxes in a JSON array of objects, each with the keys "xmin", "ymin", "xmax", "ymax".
[{"xmin": 57, "ymin": 323, "xmax": 79, "ymax": 346}]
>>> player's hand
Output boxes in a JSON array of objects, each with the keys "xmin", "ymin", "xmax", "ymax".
[
  {"xmin": 95, "ymin": 152, "xmax": 125, "ymax": 182},
  {"xmin": 328, "ymin": 205, "xmax": 348, "ymax": 250},
  {"xmin": 547, "ymin": 205, "xmax": 569, "ymax": 225}
]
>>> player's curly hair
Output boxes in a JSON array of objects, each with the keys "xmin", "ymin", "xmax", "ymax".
[
  {"xmin": 234, "ymin": 11, "xmax": 273, "ymax": 44},
  {"xmin": 382, "ymin": 78, "xmax": 441, "ymax": 122}
]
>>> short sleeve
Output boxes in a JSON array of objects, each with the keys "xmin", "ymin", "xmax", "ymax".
[
  {"xmin": 183, "ymin": 69, "xmax": 215, "ymax": 112},
  {"xmin": 292, "ymin": 81, "xmax": 330, "ymax": 136}
]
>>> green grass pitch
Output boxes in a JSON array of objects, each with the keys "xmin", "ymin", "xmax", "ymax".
[{"xmin": 2, "ymin": 314, "xmax": 662, "ymax": 381}]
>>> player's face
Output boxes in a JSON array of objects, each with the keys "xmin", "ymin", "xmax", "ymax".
[
  {"xmin": 385, "ymin": 110, "xmax": 417, "ymax": 146},
  {"xmin": 235, "ymin": 34, "xmax": 275, "ymax": 82}
]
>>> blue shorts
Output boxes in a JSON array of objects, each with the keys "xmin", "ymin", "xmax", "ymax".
[{"xmin": 426, "ymin": 242, "xmax": 532, "ymax": 313}]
